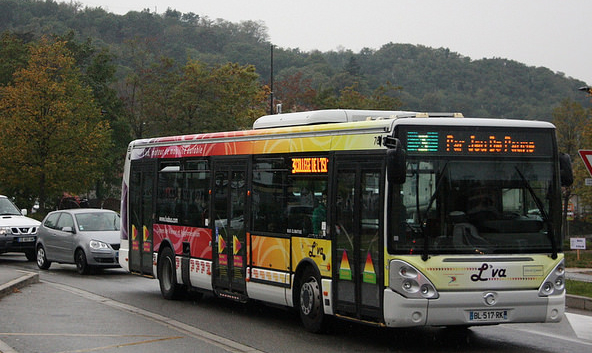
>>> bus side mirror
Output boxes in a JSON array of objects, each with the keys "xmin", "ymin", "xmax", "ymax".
[
  {"xmin": 386, "ymin": 139, "xmax": 406, "ymax": 184},
  {"xmin": 559, "ymin": 153, "xmax": 573, "ymax": 187}
]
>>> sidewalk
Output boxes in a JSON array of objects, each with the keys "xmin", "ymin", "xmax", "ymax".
[
  {"xmin": 0, "ymin": 266, "xmax": 262, "ymax": 353},
  {"xmin": 0, "ymin": 268, "xmax": 39, "ymax": 299}
]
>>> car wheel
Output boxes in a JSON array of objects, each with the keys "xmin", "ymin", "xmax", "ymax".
[
  {"xmin": 36, "ymin": 245, "xmax": 51, "ymax": 270},
  {"xmin": 75, "ymin": 249, "xmax": 90, "ymax": 275},
  {"xmin": 25, "ymin": 249, "xmax": 36, "ymax": 262},
  {"xmin": 158, "ymin": 246, "xmax": 183, "ymax": 299},
  {"xmin": 298, "ymin": 266, "xmax": 327, "ymax": 333}
]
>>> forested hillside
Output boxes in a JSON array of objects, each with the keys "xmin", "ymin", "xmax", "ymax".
[{"xmin": 1, "ymin": 0, "xmax": 589, "ymax": 121}]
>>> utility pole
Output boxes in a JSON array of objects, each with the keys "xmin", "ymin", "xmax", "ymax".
[{"xmin": 270, "ymin": 44, "xmax": 274, "ymax": 115}]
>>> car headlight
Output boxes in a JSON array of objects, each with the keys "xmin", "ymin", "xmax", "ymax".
[
  {"xmin": 89, "ymin": 240, "xmax": 110, "ymax": 251},
  {"xmin": 0, "ymin": 227, "xmax": 11, "ymax": 236}
]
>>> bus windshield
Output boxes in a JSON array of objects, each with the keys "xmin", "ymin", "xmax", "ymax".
[{"xmin": 388, "ymin": 158, "xmax": 559, "ymax": 255}]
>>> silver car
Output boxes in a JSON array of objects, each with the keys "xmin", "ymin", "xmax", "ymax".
[{"xmin": 36, "ymin": 209, "xmax": 121, "ymax": 274}]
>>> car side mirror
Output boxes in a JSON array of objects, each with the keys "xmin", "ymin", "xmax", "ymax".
[
  {"xmin": 62, "ymin": 226, "xmax": 75, "ymax": 233},
  {"xmin": 21, "ymin": 209, "xmax": 28, "ymax": 216}
]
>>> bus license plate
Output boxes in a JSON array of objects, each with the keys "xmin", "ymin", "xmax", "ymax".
[
  {"xmin": 469, "ymin": 310, "xmax": 508, "ymax": 322},
  {"xmin": 18, "ymin": 237, "xmax": 35, "ymax": 243}
]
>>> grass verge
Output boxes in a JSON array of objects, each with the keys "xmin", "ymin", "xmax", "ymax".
[{"xmin": 566, "ymin": 279, "xmax": 592, "ymax": 298}]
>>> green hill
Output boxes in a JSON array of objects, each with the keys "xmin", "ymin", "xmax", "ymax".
[{"xmin": 1, "ymin": 0, "xmax": 590, "ymax": 120}]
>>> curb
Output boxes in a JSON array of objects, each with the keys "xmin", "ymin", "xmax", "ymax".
[
  {"xmin": 0, "ymin": 271, "xmax": 39, "ymax": 300},
  {"xmin": 566, "ymin": 294, "xmax": 592, "ymax": 311}
]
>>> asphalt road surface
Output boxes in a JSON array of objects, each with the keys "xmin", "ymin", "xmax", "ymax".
[{"xmin": 1, "ymin": 253, "xmax": 591, "ymax": 353}]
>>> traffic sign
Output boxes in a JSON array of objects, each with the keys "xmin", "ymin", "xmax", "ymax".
[{"xmin": 578, "ymin": 150, "xmax": 592, "ymax": 177}]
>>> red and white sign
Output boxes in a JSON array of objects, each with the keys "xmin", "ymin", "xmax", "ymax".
[{"xmin": 578, "ymin": 150, "xmax": 592, "ymax": 177}]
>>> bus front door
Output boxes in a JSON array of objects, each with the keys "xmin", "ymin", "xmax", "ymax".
[
  {"xmin": 333, "ymin": 158, "xmax": 383, "ymax": 322},
  {"xmin": 129, "ymin": 160, "xmax": 156, "ymax": 276},
  {"xmin": 211, "ymin": 158, "xmax": 248, "ymax": 298}
]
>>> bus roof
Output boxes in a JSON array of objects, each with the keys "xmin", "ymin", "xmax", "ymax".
[
  {"xmin": 128, "ymin": 110, "xmax": 555, "ymax": 152},
  {"xmin": 252, "ymin": 109, "xmax": 469, "ymax": 129}
]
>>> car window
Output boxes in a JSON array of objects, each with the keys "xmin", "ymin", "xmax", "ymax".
[
  {"xmin": 0, "ymin": 198, "xmax": 21, "ymax": 215},
  {"xmin": 75, "ymin": 212, "xmax": 120, "ymax": 231},
  {"xmin": 43, "ymin": 213, "xmax": 61, "ymax": 230},
  {"xmin": 56, "ymin": 213, "xmax": 74, "ymax": 230}
]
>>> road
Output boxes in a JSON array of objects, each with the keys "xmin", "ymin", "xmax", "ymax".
[{"xmin": 1, "ymin": 253, "xmax": 591, "ymax": 353}]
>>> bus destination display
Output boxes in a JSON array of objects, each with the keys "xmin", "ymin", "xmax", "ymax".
[{"xmin": 401, "ymin": 127, "xmax": 552, "ymax": 156}]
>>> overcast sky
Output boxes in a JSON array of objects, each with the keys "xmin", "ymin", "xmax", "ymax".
[{"xmin": 79, "ymin": 0, "xmax": 592, "ymax": 85}]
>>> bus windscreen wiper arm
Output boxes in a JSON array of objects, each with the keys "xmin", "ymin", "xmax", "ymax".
[
  {"xmin": 514, "ymin": 167, "xmax": 557, "ymax": 259},
  {"xmin": 419, "ymin": 162, "xmax": 448, "ymax": 261}
]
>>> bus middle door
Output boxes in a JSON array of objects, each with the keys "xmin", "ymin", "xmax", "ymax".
[
  {"xmin": 129, "ymin": 160, "xmax": 156, "ymax": 276},
  {"xmin": 211, "ymin": 158, "xmax": 248, "ymax": 299},
  {"xmin": 333, "ymin": 157, "xmax": 384, "ymax": 322}
]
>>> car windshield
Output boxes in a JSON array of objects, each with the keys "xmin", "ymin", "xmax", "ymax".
[
  {"xmin": 0, "ymin": 198, "xmax": 21, "ymax": 216},
  {"xmin": 75, "ymin": 212, "xmax": 120, "ymax": 231}
]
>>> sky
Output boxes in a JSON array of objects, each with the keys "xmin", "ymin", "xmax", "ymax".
[{"xmin": 78, "ymin": 0, "xmax": 592, "ymax": 85}]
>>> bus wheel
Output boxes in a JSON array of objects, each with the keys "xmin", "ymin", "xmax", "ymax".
[
  {"xmin": 298, "ymin": 267, "xmax": 326, "ymax": 333},
  {"xmin": 158, "ymin": 247, "xmax": 182, "ymax": 299}
]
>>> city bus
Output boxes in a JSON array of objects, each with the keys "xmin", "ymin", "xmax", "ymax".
[{"xmin": 119, "ymin": 109, "xmax": 573, "ymax": 332}]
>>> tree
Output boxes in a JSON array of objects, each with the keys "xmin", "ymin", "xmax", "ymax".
[
  {"xmin": 553, "ymin": 98, "xmax": 588, "ymax": 157},
  {"xmin": 0, "ymin": 31, "xmax": 31, "ymax": 86},
  {"xmin": 274, "ymin": 72, "xmax": 319, "ymax": 112},
  {"xmin": 332, "ymin": 82, "xmax": 403, "ymax": 110},
  {"xmin": 160, "ymin": 60, "xmax": 268, "ymax": 135},
  {"xmin": 0, "ymin": 37, "xmax": 111, "ymax": 210},
  {"xmin": 552, "ymin": 99, "xmax": 591, "ymax": 234}
]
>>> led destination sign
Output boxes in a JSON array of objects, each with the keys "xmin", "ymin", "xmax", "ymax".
[
  {"xmin": 291, "ymin": 157, "xmax": 329, "ymax": 174},
  {"xmin": 401, "ymin": 127, "xmax": 552, "ymax": 157}
]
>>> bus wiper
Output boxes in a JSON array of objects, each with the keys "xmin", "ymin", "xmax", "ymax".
[
  {"xmin": 418, "ymin": 162, "xmax": 448, "ymax": 261},
  {"xmin": 514, "ymin": 167, "xmax": 557, "ymax": 259}
]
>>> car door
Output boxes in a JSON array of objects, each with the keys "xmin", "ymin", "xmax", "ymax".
[
  {"xmin": 54, "ymin": 213, "xmax": 76, "ymax": 263},
  {"xmin": 42, "ymin": 212, "xmax": 62, "ymax": 261}
]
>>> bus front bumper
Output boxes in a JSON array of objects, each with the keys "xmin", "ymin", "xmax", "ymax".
[{"xmin": 383, "ymin": 289, "xmax": 564, "ymax": 328}]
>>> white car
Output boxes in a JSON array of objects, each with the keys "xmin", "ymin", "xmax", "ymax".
[{"xmin": 0, "ymin": 195, "xmax": 40, "ymax": 261}]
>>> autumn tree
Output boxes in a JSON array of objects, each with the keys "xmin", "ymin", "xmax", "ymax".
[
  {"xmin": 160, "ymin": 60, "xmax": 268, "ymax": 136},
  {"xmin": 332, "ymin": 82, "xmax": 403, "ymax": 110},
  {"xmin": 274, "ymin": 72, "xmax": 320, "ymax": 112},
  {"xmin": 0, "ymin": 37, "xmax": 111, "ymax": 210},
  {"xmin": 551, "ymin": 98, "xmax": 591, "ymax": 234}
]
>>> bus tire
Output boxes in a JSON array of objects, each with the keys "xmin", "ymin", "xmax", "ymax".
[
  {"xmin": 158, "ymin": 246, "xmax": 182, "ymax": 300},
  {"xmin": 298, "ymin": 266, "xmax": 326, "ymax": 333}
]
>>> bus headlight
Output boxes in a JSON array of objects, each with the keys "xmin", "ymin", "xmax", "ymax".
[
  {"xmin": 390, "ymin": 260, "xmax": 439, "ymax": 299},
  {"xmin": 538, "ymin": 259, "xmax": 565, "ymax": 297}
]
